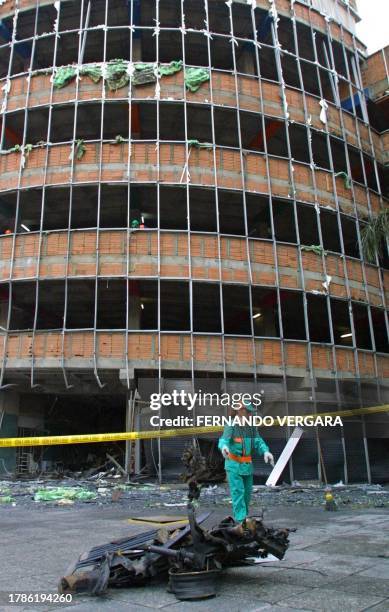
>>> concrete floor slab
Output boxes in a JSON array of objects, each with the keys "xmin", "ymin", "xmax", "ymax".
[
  {"xmin": 254, "ymin": 567, "xmax": 335, "ymax": 588},
  {"xmin": 330, "ymin": 574, "xmax": 389, "ymax": 598},
  {"xmin": 296, "ymin": 553, "xmax": 378, "ymax": 576},
  {"xmin": 357, "ymin": 562, "xmax": 389, "ymax": 580},
  {"xmin": 100, "ymin": 584, "xmax": 181, "ymax": 608},
  {"xmin": 363, "ymin": 599, "xmax": 389, "ymax": 611},
  {"xmin": 303, "ymin": 535, "xmax": 389, "ymax": 558},
  {"xmin": 166, "ymin": 595, "xmax": 272, "ymax": 611},
  {"xmin": 51, "ymin": 601, "xmax": 150, "ymax": 611},
  {"xmin": 227, "ymin": 580, "xmax": 312, "ymax": 604},
  {"xmin": 274, "ymin": 551, "xmax": 322, "ymax": 566},
  {"xmin": 266, "ymin": 607, "xmax": 316, "ymax": 612},
  {"xmin": 0, "ymin": 500, "xmax": 388, "ymax": 611},
  {"xmin": 218, "ymin": 565, "xmax": 281, "ymax": 579},
  {"xmin": 277, "ymin": 587, "xmax": 385, "ymax": 611}
]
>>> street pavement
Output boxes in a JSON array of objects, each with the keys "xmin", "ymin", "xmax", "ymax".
[{"xmin": 0, "ymin": 499, "xmax": 388, "ymax": 611}]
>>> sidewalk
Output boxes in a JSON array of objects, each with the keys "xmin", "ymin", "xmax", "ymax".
[{"xmin": 0, "ymin": 498, "xmax": 388, "ymax": 611}]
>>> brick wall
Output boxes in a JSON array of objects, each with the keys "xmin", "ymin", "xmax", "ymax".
[
  {"xmin": 2, "ymin": 330, "xmax": 386, "ymax": 378},
  {"xmin": 2, "ymin": 69, "xmax": 385, "ymax": 165},
  {"xmin": 1, "ymin": 141, "xmax": 378, "ymax": 218},
  {"xmin": 362, "ymin": 47, "xmax": 389, "ymax": 101},
  {"xmin": 0, "ymin": 231, "xmax": 385, "ymax": 308}
]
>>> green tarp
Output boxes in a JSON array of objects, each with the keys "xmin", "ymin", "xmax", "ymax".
[
  {"xmin": 158, "ymin": 60, "xmax": 183, "ymax": 76},
  {"xmin": 53, "ymin": 66, "xmax": 77, "ymax": 89},
  {"xmin": 187, "ymin": 139, "xmax": 213, "ymax": 149},
  {"xmin": 34, "ymin": 488, "xmax": 97, "ymax": 502},
  {"xmin": 52, "ymin": 61, "xmax": 210, "ymax": 93},
  {"xmin": 134, "ymin": 63, "xmax": 151, "ymax": 71},
  {"xmin": 106, "ymin": 59, "xmax": 129, "ymax": 91},
  {"xmin": 185, "ymin": 67, "xmax": 210, "ymax": 92},
  {"xmin": 301, "ymin": 245, "xmax": 327, "ymax": 256},
  {"xmin": 132, "ymin": 63, "xmax": 156, "ymax": 86},
  {"xmin": 74, "ymin": 139, "xmax": 86, "ymax": 160},
  {"xmin": 335, "ymin": 171, "xmax": 352, "ymax": 190},
  {"xmin": 0, "ymin": 496, "xmax": 13, "ymax": 503},
  {"xmin": 80, "ymin": 64, "xmax": 102, "ymax": 84}
]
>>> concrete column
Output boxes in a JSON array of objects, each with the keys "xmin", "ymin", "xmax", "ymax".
[
  {"xmin": 125, "ymin": 391, "xmax": 141, "ymax": 476},
  {"xmin": 125, "ymin": 393, "xmax": 130, "ymax": 476},
  {"xmin": 0, "ymin": 392, "xmax": 20, "ymax": 475},
  {"xmin": 0, "ymin": 298, "xmax": 8, "ymax": 329},
  {"xmin": 128, "ymin": 291, "xmax": 142, "ymax": 329}
]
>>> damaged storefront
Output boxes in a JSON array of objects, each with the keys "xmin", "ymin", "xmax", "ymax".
[{"xmin": 0, "ymin": 390, "xmax": 127, "ymax": 478}]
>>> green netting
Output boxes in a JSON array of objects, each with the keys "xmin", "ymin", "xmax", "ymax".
[
  {"xmin": 53, "ymin": 65, "xmax": 77, "ymax": 89},
  {"xmin": 335, "ymin": 171, "xmax": 352, "ymax": 190},
  {"xmin": 0, "ymin": 496, "xmax": 13, "ymax": 503},
  {"xmin": 184, "ymin": 67, "xmax": 210, "ymax": 92},
  {"xmin": 301, "ymin": 245, "xmax": 327, "ymax": 256},
  {"xmin": 106, "ymin": 59, "xmax": 130, "ymax": 91},
  {"xmin": 187, "ymin": 139, "xmax": 213, "ymax": 149},
  {"xmin": 80, "ymin": 64, "xmax": 102, "ymax": 84},
  {"xmin": 158, "ymin": 60, "xmax": 183, "ymax": 76},
  {"xmin": 34, "ymin": 488, "xmax": 97, "ymax": 502},
  {"xmin": 132, "ymin": 63, "xmax": 156, "ymax": 86},
  {"xmin": 134, "ymin": 63, "xmax": 152, "ymax": 71},
  {"xmin": 69, "ymin": 139, "xmax": 86, "ymax": 161},
  {"xmin": 9, "ymin": 144, "xmax": 21, "ymax": 153},
  {"xmin": 46, "ymin": 60, "xmax": 211, "ymax": 92},
  {"xmin": 75, "ymin": 139, "xmax": 86, "ymax": 160}
]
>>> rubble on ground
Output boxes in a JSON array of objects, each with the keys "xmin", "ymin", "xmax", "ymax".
[{"xmin": 0, "ymin": 476, "xmax": 388, "ymax": 509}]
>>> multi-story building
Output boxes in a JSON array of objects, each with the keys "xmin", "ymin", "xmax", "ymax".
[{"xmin": 0, "ymin": 0, "xmax": 387, "ymax": 482}]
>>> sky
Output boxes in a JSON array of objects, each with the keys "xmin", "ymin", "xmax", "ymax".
[{"xmin": 355, "ymin": 0, "xmax": 389, "ymax": 54}]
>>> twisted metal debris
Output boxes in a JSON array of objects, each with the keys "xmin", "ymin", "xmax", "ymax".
[{"xmin": 59, "ymin": 482, "xmax": 293, "ymax": 601}]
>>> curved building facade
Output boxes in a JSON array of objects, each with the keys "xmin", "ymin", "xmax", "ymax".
[{"xmin": 0, "ymin": 0, "xmax": 388, "ymax": 481}]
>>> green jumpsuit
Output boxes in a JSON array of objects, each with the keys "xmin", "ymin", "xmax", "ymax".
[{"xmin": 218, "ymin": 425, "xmax": 269, "ymax": 522}]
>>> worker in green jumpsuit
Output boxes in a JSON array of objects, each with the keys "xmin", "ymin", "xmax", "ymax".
[{"xmin": 218, "ymin": 401, "xmax": 274, "ymax": 522}]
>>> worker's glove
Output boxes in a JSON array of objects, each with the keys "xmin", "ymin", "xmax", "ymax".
[
  {"xmin": 264, "ymin": 451, "xmax": 275, "ymax": 467},
  {"xmin": 221, "ymin": 446, "xmax": 230, "ymax": 459}
]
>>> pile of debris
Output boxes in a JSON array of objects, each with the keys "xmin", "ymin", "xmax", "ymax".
[
  {"xmin": 1, "ymin": 478, "xmax": 389, "ymax": 510},
  {"xmin": 249, "ymin": 482, "xmax": 389, "ymax": 509},
  {"xmin": 59, "ymin": 482, "xmax": 293, "ymax": 601},
  {"xmin": 2, "ymin": 473, "xmax": 389, "ymax": 511}
]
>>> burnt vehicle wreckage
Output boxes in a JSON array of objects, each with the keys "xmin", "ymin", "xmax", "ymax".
[{"xmin": 59, "ymin": 481, "xmax": 294, "ymax": 601}]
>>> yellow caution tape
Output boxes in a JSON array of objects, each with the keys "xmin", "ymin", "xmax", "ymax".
[
  {"xmin": 0, "ymin": 425, "xmax": 222, "ymax": 448},
  {"xmin": 309, "ymin": 404, "xmax": 389, "ymax": 419},
  {"xmin": 0, "ymin": 404, "xmax": 387, "ymax": 448}
]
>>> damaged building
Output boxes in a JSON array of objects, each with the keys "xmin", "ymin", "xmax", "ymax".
[{"xmin": 0, "ymin": 0, "xmax": 388, "ymax": 482}]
